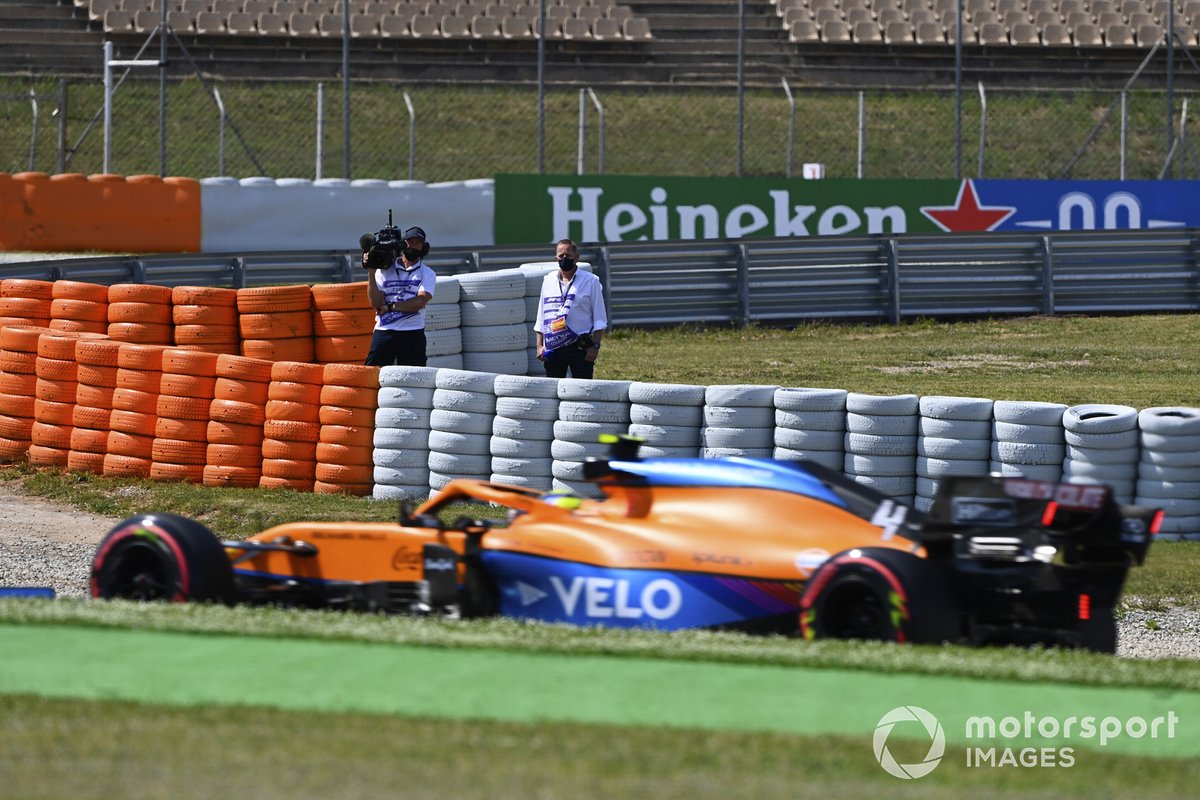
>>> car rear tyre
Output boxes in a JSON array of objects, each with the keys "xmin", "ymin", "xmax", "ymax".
[
  {"xmin": 1072, "ymin": 609, "xmax": 1117, "ymax": 654},
  {"xmin": 799, "ymin": 548, "xmax": 960, "ymax": 645},
  {"xmin": 91, "ymin": 513, "xmax": 235, "ymax": 603}
]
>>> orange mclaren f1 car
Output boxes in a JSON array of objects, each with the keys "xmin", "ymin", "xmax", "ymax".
[{"xmin": 90, "ymin": 439, "xmax": 1162, "ymax": 652}]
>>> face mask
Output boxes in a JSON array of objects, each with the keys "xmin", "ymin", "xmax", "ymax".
[
  {"xmin": 558, "ymin": 257, "xmax": 576, "ymax": 271},
  {"xmin": 402, "ymin": 246, "xmax": 424, "ymax": 263}
]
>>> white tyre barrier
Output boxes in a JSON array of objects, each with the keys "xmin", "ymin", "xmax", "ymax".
[
  {"xmin": 705, "ymin": 384, "xmax": 779, "ymax": 407},
  {"xmin": 916, "ymin": 456, "xmax": 990, "ymax": 478},
  {"xmin": 430, "ymin": 409, "xmax": 493, "ymax": 435},
  {"xmin": 703, "ymin": 405, "xmax": 774, "ymax": 428},
  {"xmin": 552, "ymin": 460, "xmax": 588, "ymax": 481},
  {"xmin": 1062, "ymin": 461, "xmax": 1138, "ymax": 481},
  {"xmin": 373, "ymin": 484, "xmax": 430, "ymax": 501},
  {"xmin": 376, "ymin": 386, "xmax": 435, "ymax": 409},
  {"xmin": 374, "ymin": 465, "xmax": 431, "ymax": 486},
  {"xmin": 456, "ymin": 269, "xmax": 525, "ymax": 301},
  {"xmin": 701, "ymin": 426, "xmax": 772, "ymax": 449},
  {"xmin": 491, "ymin": 456, "xmax": 553, "ymax": 475},
  {"xmin": 917, "ymin": 437, "xmax": 991, "ymax": 460},
  {"xmin": 638, "ymin": 445, "xmax": 702, "ymax": 458},
  {"xmin": 919, "ymin": 417, "xmax": 992, "ymax": 439},
  {"xmin": 427, "ymin": 430, "xmax": 491, "ymax": 456},
  {"xmin": 1135, "ymin": 479, "xmax": 1200, "ymax": 499},
  {"xmin": 1065, "ymin": 444, "xmax": 1138, "ymax": 465},
  {"xmin": 379, "ymin": 365, "xmax": 439, "ymax": 389},
  {"xmin": 462, "ymin": 350, "xmax": 526, "ymax": 375},
  {"xmin": 774, "ymin": 387, "xmax": 848, "ymax": 412},
  {"xmin": 1063, "ymin": 404, "xmax": 1138, "ymax": 434},
  {"xmin": 494, "ymin": 375, "xmax": 560, "ymax": 399},
  {"xmin": 992, "ymin": 400, "xmax": 1067, "ymax": 426},
  {"xmin": 845, "ymin": 432, "xmax": 918, "ymax": 457},
  {"xmin": 374, "ymin": 426, "xmax": 431, "ymax": 449},
  {"xmin": 1138, "ymin": 432, "xmax": 1200, "ymax": 453},
  {"xmin": 432, "ymin": 388, "xmax": 496, "ymax": 414},
  {"xmin": 425, "ymin": 303, "xmax": 461, "ymax": 331},
  {"xmin": 428, "ymin": 451, "xmax": 491, "ymax": 475},
  {"xmin": 850, "ymin": 474, "xmax": 916, "ymax": 496},
  {"xmin": 845, "ymin": 412, "xmax": 918, "ymax": 436},
  {"xmin": 551, "ymin": 439, "xmax": 612, "ymax": 461},
  {"xmin": 492, "ymin": 416, "xmax": 556, "ymax": 440},
  {"xmin": 775, "ymin": 409, "xmax": 844, "ymax": 431},
  {"xmin": 773, "ymin": 448, "xmax": 844, "ymax": 471},
  {"xmin": 432, "ymin": 275, "xmax": 461, "ymax": 304},
  {"xmin": 491, "ymin": 473, "xmax": 553, "ymax": 491},
  {"xmin": 373, "ymin": 447, "xmax": 429, "ymax": 469},
  {"xmin": 558, "ymin": 379, "xmax": 632, "ymax": 402},
  {"xmin": 553, "ymin": 420, "xmax": 628, "ymax": 441},
  {"xmin": 434, "ymin": 369, "xmax": 498, "ymax": 393},
  {"xmin": 918, "ymin": 395, "xmax": 993, "ymax": 421},
  {"xmin": 1138, "ymin": 406, "xmax": 1200, "ymax": 435},
  {"xmin": 702, "ymin": 447, "xmax": 773, "ymax": 459},
  {"xmin": 846, "ymin": 392, "xmax": 919, "ymax": 415},
  {"xmin": 990, "ymin": 441, "xmax": 1066, "ymax": 465},
  {"xmin": 992, "ymin": 421, "xmax": 1064, "ymax": 445},
  {"xmin": 495, "ymin": 396, "xmax": 560, "ymax": 421},
  {"xmin": 376, "ymin": 407, "xmax": 433, "ymax": 429},
  {"xmin": 774, "ymin": 428, "xmax": 843, "ymax": 451},
  {"xmin": 460, "ymin": 324, "xmax": 526, "ymax": 353},
  {"xmin": 490, "ymin": 436, "xmax": 554, "ymax": 458},
  {"xmin": 630, "ymin": 403, "xmax": 703, "ymax": 427},
  {"xmin": 1064, "ymin": 428, "xmax": 1139, "ymax": 450},
  {"xmin": 426, "ymin": 354, "xmax": 464, "ymax": 370},
  {"xmin": 460, "ymin": 298, "xmax": 526, "ymax": 327},
  {"xmin": 425, "ymin": 328, "xmax": 463, "ymax": 357},
  {"xmin": 628, "ymin": 423, "xmax": 702, "ymax": 448},
  {"xmin": 844, "ymin": 452, "xmax": 915, "ymax": 476},
  {"xmin": 558, "ymin": 400, "xmax": 631, "ymax": 424},
  {"xmin": 988, "ymin": 461, "xmax": 1063, "ymax": 481},
  {"xmin": 629, "ymin": 382, "xmax": 707, "ymax": 405},
  {"xmin": 1140, "ymin": 448, "xmax": 1200, "ymax": 467}
]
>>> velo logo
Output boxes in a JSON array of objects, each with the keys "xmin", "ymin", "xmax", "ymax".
[{"xmin": 873, "ymin": 706, "xmax": 946, "ymax": 779}]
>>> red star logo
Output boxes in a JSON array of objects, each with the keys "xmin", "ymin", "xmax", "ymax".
[{"xmin": 920, "ymin": 179, "xmax": 1016, "ymax": 232}]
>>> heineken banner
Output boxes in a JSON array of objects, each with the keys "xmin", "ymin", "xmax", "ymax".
[{"xmin": 494, "ymin": 174, "xmax": 1200, "ymax": 244}]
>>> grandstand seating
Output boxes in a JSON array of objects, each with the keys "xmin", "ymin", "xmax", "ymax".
[{"xmin": 87, "ymin": 0, "xmax": 654, "ymax": 42}]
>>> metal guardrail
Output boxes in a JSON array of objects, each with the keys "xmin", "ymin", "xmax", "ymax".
[{"xmin": 3, "ymin": 229, "xmax": 1199, "ymax": 326}]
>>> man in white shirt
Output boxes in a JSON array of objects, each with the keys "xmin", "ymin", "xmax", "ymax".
[
  {"xmin": 534, "ymin": 238, "xmax": 607, "ymax": 379},
  {"xmin": 364, "ymin": 226, "xmax": 436, "ymax": 366}
]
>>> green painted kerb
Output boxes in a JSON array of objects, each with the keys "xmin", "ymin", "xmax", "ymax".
[{"xmin": 3, "ymin": 624, "xmax": 1197, "ymax": 758}]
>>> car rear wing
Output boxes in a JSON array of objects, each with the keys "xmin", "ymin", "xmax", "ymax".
[{"xmin": 918, "ymin": 475, "xmax": 1161, "ymax": 565}]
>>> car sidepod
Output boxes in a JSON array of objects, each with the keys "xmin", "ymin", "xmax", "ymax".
[{"xmin": 481, "ymin": 550, "xmax": 803, "ymax": 632}]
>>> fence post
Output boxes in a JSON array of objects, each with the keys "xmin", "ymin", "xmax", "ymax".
[
  {"xmin": 782, "ymin": 78, "xmax": 794, "ymax": 179},
  {"xmin": 229, "ymin": 257, "xmax": 246, "ymax": 288},
  {"xmin": 1120, "ymin": 90, "xmax": 1127, "ymax": 180},
  {"xmin": 55, "ymin": 79, "xmax": 66, "ymax": 174},
  {"xmin": 403, "ymin": 90, "xmax": 415, "ymax": 180},
  {"xmin": 316, "ymin": 82, "xmax": 324, "ymax": 180},
  {"xmin": 213, "ymin": 87, "xmax": 226, "ymax": 177},
  {"xmin": 885, "ymin": 238, "xmax": 901, "ymax": 324},
  {"xmin": 977, "ymin": 81, "xmax": 987, "ymax": 178},
  {"xmin": 736, "ymin": 243, "xmax": 751, "ymax": 326},
  {"xmin": 27, "ymin": 88, "xmax": 38, "ymax": 172},
  {"xmin": 857, "ymin": 91, "xmax": 866, "ymax": 179},
  {"xmin": 1039, "ymin": 235, "xmax": 1055, "ymax": 315}
]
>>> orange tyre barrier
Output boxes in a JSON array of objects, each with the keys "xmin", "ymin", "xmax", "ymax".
[
  {"xmin": 37, "ymin": 331, "xmax": 88, "ymax": 359},
  {"xmin": 1, "ymin": 326, "xmax": 47, "ymax": 351},
  {"xmin": 108, "ymin": 302, "xmax": 172, "ymax": 324},
  {"xmin": 35, "ymin": 378, "xmax": 77, "ymax": 403},
  {"xmin": 239, "ymin": 311, "xmax": 313, "ymax": 339},
  {"xmin": 270, "ymin": 360, "xmax": 325, "ymax": 383},
  {"xmin": 173, "ymin": 324, "xmax": 240, "ymax": 346},
  {"xmin": 0, "ymin": 415, "xmax": 35, "ymax": 440},
  {"xmin": 52, "ymin": 281, "xmax": 109, "ymax": 303},
  {"xmin": 313, "ymin": 309, "xmax": 375, "ymax": 337},
  {"xmin": 318, "ymin": 405, "xmax": 375, "ymax": 427},
  {"xmin": 109, "ymin": 409, "xmax": 157, "ymax": 436},
  {"xmin": 214, "ymin": 377, "xmax": 269, "ymax": 405},
  {"xmin": 311, "ymin": 282, "xmax": 368, "ymax": 310},
  {"xmin": 151, "ymin": 438, "xmax": 207, "ymax": 465},
  {"xmin": 262, "ymin": 419, "xmax": 319, "ymax": 442},
  {"xmin": 111, "ymin": 387, "xmax": 157, "ymax": 412},
  {"xmin": 51, "ymin": 299, "xmax": 108, "ymax": 323},
  {"xmin": 313, "ymin": 480, "xmax": 372, "ymax": 496},
  {"xmin": 109, "ymin": 284, "xmax": 173, "ymax": 304},
  {"xmin": 205, "ymin": 443, "xmax": 261, "ymax": 468},
  {"xmin": 267, "ymin": 380, "xmax": 322, "ymax": 404},
  {"xmin": 215, "ymin": 354, "xmax": 273, "ymax": 383},
  {"xmin": 314, "ymin": 335, "xmax": 372, "ymax": 365},
  {"xmin": 207, "ymin": 420, "xmax": 264, "ymax": 445},
  {"xmin": 155, "ymin": 417, "xmax": 208, "ymax": 441},
  {"xmin": 322, "ymin": 363, "xmax": 380, "ymax": 389},
  {"xmin": 49, "ymin": 319, "xmax": 107, "ymax": 334},
  {"xmin": 0, "ymin": 351, "xmax": 37, "ymax": 374},
  {"xmin": 2, "ymin": 279, "xmax": 54, "ymax": 300},
  {"xmin": 108, "ymin": 322, "xmax": 174, "ymax": 344},
  {"xmin": 66, "ymin": 450, "xmax": 106, "ymax": 474},
  {"xmin": 117, "ymin": 343, "xmax": 166, "ymax": 371},
  {"xmin": 69, "ymin": 429, "xmax": 110, "ymax": 453},
  {"xmin": 106, "ymin": 430, "xmax": 154, "ymax": 458},
  {"xmin": 102, "ymin": 453, "xmax": 151, "ymax": 478},
  {"xmin": 72, "ymin": 405, "xmax": 112, "ymax": 430},
  {"xmin": 115, "ymin": 368, "xmax": 161, "ymax": 392},
  {"xmin": 266, "ymin": 399, "xmax": 320, "ymax": 423},
  {"xmin": 34, "ymin": 357, "xmax": 77, "ymax": 381},
  {"xmin": 0, "ymin": 372, "xmax": 36, "ymax": 394},
  {"xmin": 76, "ymin": 364, "xmax": 119, "ymax": 388},
  {"xmin": 161, "ymin": 347, "xmax": 218, "ymax": 376},
  {"xmin": 159, "ymin": 373, "xmax": 216, "ymax": 397},
  {"xmin": 155, "ymin": 395, "xmax": 212, "ymax": 421},
  {"xmin": 76, "ymin": 338, "xmax": 122, "ymax": 367},
  {"xmin": 28, "ymin": 445, "xmax": 69, "ymax": 467},
  {"xmin": 315, "ymin": 442, "xmax": 372, "ymax": 464},
  {"xmin": 0, "ymin": 296, "xmax": 52, "ymax": 321},
  {"xmin": 150, "ymin": 462, "xmax": 205, "ymax": 482},
  {"xmin": 33, "ymin": 399, "xmax": 73, "ymax": 425},
  {"xmin": 315, "ymin": 462, "xmax": 373, "ymax": 484},
  {"xmin": 236, "ymin": 285, "xmax": 312, "ymax": 313},
  {"xmin": 172, "ymin": 305, "xmax": 235, "ymax": 325},
  {"xmin": 240, "ymin": 337, "xmax": 315, "ymax": 363},
  {"xmin": 0, "ymin": 393, "xmax": 35, "ymax": 418},
  {"xmin": 262, "ymin": 439, "xmax": 317, "ymax": 461},
  {"xmin": 202, "ymin": 464, "xmax": 260, "ymax": 488},
  {"xmin": 262, "ymin": 458, "xmax": 317, "ymax": 479},
  {"xmin": 318, "ymin": 424, "xmax": 373, "ymax": 448},
  {"xmin": 75, "ymin": 384, "xmax": 116, "ymax": 408},
  {"xmin": 318, "ymin": 385, "xmax": 378, "ymax": 409},
  {"xmin": 209, "ymin": 398, "xmax": 265, "ymax": 426},
  {"xmin": 172, "ymin": 286, "xmax": 236, "ymax": 307},
  {"xmin": 31, "ymin": 422, "xmax": 72, "ymax": 449}
]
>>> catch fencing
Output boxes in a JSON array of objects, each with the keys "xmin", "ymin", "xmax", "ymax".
[{"xmin": 2, "ymin": 228, "xmax": 1199, "ymax": 327}]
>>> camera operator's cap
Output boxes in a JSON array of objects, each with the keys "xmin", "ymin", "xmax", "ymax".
[{"xmin": 403, "ymin": 226, "xmax": 427, "ymax": 242}]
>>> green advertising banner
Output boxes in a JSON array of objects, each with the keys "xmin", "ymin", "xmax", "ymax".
[{"xmin": 494, "ymin": 174, "xmax": 961, "ymax": 244}]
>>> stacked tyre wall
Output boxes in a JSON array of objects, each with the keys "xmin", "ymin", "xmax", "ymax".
[{"xmin": 0, "ymin": 278, "xmax": 1198, "ymax": 538}]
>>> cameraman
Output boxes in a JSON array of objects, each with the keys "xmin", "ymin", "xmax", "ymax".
[
  {"xmin": 535, "ymin": 238, "xmax": 607, "ymax": 379},
  {"xmin": 364, "ymin": 225, "xmax": 436, "ymax": 367}
]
